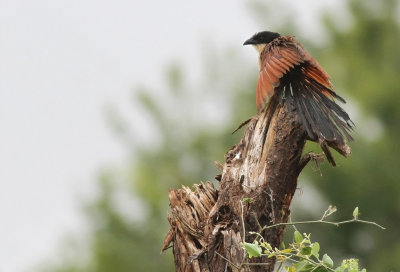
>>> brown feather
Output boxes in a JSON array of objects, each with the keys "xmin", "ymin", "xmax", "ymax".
[
  {"xmin": 296, "ymin": 44, "xmax": 331, "ymax": 80},
  {"xmin": 257, "ymin": 37, "xmax": 306, "ymax": 108},
  {"xmin": 269, "ymin": 57, "xmax": 287, "ymax": 74},
  {"xmin": 267, "ymin": 61, "xmax": 285, "ymax": 78},
  {"xmin": 264, "ymin": 67, "xmax": 278, "ymax": 84},
  {"xmin": 265, "ymin": 63, "xmax": 280, "ymax": 83},
  {"xmin": 256, "ymin": 73, "xmax": 273, "ymax": 109},
  {"xmin": 303, "ymin": 65, "xmax": 331, "ymax": 88},
  {"xmin": 281, "ymin": 49, "xmax": 302, "ymax": 64},
  {"xmin": 276, "ymin": 56, "xmax": 295, "ymax": 69}
]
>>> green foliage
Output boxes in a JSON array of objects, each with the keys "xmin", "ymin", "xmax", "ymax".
[
  {"xmin": 243, "ymin": 242, "xmax": 262, "ymax": 258},
  {"xmin": 242, "ymin": 207, "xmax": 377, "ymax": 272},
  {"xmin": 243, "ymin": 231, "xmax": 367, "ymax": 272},
  {"xmin": 242, "ymin": 197, "xmax": 253, "ymax": 203}
]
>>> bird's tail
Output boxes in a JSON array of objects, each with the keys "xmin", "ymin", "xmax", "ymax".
[{"xmin": 278, "ymin": 72, "xmax": 354, "ymax": 165}]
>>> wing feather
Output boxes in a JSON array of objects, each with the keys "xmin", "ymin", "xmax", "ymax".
[
  {"xmin": 267, "ymin": 60, "xmax": 285, "ymax": 79},
  {"xmin": 294, "ymin": 42, "xmax": 331, "ymax": 89},
  {"xmin": 257, "ymin": 37, "xmax": 305, "ymax": 110},
  {"xmin": 253, "ymin": 35, "xmax": 352, "ymax": 165},
  {"xmin": 264, "ymin": 62, "xmax": 280, "ymax": 84},
  {"xmin": 269, "ymin": 57, "xmax": 288, "ymax": 74},
  {"xmin": 256, "ymin": 72, "xmax": 273, "ymax": 109},
  {"xmin": 256, "ymin": 36, "xmax": 335, "ymax": 110}
]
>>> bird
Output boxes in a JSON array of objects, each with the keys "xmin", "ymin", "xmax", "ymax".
[{"xmin": 243, "ymin": 31, "xmax": 353, "ymax": 166}]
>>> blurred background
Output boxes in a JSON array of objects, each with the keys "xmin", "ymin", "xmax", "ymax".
[{"xmin": 1, "ymin": 0, "xmax": 399, "ymax": 271}]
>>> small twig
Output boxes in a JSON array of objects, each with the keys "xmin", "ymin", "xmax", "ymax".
[
  {"xmin": 242, "ymin": 256, "xmax": 321, "ymax": 268},
  {"xmin": 276, "ymin": 259, "xmax": 285, "ymax": 272},
  {"xmin": 161, "ymin": 244, "xmax": 173, "ymax": 251},
  {"xmin": 232, "ymin": 118, "xmax": 252, "ymax": 134},
  {"xmin": 214, "ymin": 160, "xmax": 224, "ymax": 171},
  {"xmin": 266, "ymin": 189, "xmax": 275, "ymax": 224},
  {"xmin": 240, "ymin": 201, "xmax": 246, "ymax": 243},
  {"xmin": 215, "ymin": 252, "xmax": 240, "ymax": 270},
  {"xmin": 262, "ymin": 218, "xmax": 386, "ymax": 231},
  {"xmin": 298, "ymin": 152, "xmax": 324, "ymax": 175},
  {"xmin": 288, "ymin": 216, "xmax": 300, "ymax": 233},
  {"xmin": 253, "ymin": 252, "xmax": 335, "ymax": 272},
  {"xmin": 294, "ymin": 256, "xmax": 335, "ymax": 272},
  {"xmin": 242, "ymin": 262, "xmax": 273, "ymax": 266},
  {"xmin": 239, "ymin": 200, "xmax": 247, "ymax": 270},
  {"xmin": 250, "ymin": 212, "xmax": 263, "ymax": 233}
]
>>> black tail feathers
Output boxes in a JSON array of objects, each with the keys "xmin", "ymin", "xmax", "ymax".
[{"xmin": 278, "ymin": 73, "xmax": 353, "ymax": 166}]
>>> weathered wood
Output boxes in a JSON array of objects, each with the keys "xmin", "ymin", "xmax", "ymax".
[
  {"xmin": 162, "ymin": 182, "xmax": 218, "ymax": 272},
  {"xmin": 162, "ymin": 97, "xmax": 350, "ymax": 272}
]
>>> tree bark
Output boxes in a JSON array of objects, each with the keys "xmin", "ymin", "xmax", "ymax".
[{"xmin": 162, "ymin": 97, "xmax": 349, "ymax": 271}]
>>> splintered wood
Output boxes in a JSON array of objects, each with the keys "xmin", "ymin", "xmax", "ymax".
[
  {"xmin": 162, "ymin": 183, "xmax": 218, "ymax": 271},
  {"xmin": 162, "ymin": 97, "xmax": 350, "ymax": 272}
]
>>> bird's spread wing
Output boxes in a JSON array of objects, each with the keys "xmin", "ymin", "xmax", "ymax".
[
  {"xmin": 257, "ymin": 36, "xmax": 332, "ymax": 109},
  {"xmin": 256, "ymin": 36, "xmax": 353, "ymax": 166}
]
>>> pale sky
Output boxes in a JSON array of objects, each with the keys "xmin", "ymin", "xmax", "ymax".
[{"xmin": 0, "ymin": 0, "xmax": 344, "ymax": 271}]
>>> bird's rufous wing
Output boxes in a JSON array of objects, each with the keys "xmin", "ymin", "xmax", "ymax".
[
  {"xmin": 296, "ymin": 42, "xmax": 332, "ymax": 91},
  {"xmin": 256, "ymin": 38, "xmax": 332, "ymax": 110}
]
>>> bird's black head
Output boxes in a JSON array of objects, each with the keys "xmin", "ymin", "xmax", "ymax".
[{"xmin": 243, "ymin": 31, "xmax": 281, "ymax": 45}]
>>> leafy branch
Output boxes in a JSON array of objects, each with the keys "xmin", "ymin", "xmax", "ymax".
[
  {"xmin": 261, "ymin": 206, "xmax": 386, "ymax": 231},
  {"xmin": 243, "ymin": 231, "xmax": 366, "ymax": 272},
  {"xmin": 228, "ymin": 204, "xmax": 385, "ymax": 272}
]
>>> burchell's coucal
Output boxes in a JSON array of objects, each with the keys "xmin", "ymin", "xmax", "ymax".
[{"xmin": 244, "ymin": 31, "xmax": 353, "ymax": 166}]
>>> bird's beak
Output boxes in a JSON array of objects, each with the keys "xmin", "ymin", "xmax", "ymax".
[{"xmin": 243, "ymin": 37, "xmax": 256, "ymax": 45}]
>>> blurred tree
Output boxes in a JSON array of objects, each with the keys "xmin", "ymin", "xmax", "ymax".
[
  {"xmin": 42, "ymin": 49, "xmax": 256, "ymax": 272},
  {"xmin": 298, "ymin": 0, "xmax": 400, "ymax": 271},
  {"xmin": 43, "ymin": 0, "xmax": 399, "ymax": 271}
]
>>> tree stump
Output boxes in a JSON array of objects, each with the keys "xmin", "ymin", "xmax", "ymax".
[{"xmin": 162, "ymin": 96, "xmax": 350, "ymax": 272}]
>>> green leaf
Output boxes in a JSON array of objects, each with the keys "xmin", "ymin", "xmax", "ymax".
[
  {"xmin": 313, "ymin": 267, "xmax": 330, "ymax": 272},
  {"xmin": 243, "ymin": 242, "xmax": 261, "ymax": 258},
  {"xmin": 294, "ymin": 230, "xmax": 303, "ymax": 244},
  {"xmin": 335, "ymin": 267, "xmax": 345, "ymax": 272},
  {"xmin": 311, "ymin": 242, "xmax": 320, "ymax": 258},
  {"xmin": 322, "ymin": 205, "xmax": 337, "ymax": 220},
  {"xmin": 300, "ymin": 246, "xmax": 312, "ymax": 256},
  {"xmin": 286, "ymin": 266, "xmax": 296, "ymax": 272},
  {"xmin": 322, "ymin": 254, "xmax": 334, "ymax": 268},
  {"xmin": 353, "ymin": 207, "xmax": 359, "ymax": 219},
  {"xmin": 295, "ymin": 260, "xmax": 314, "ymax": 272},
  {"xmin": 242, "ymin": 197, "xmax": 252, "ymax": 203},
  {"xmin": 281, "ymin": 248, "xmax": 292, "ymax": 254}
]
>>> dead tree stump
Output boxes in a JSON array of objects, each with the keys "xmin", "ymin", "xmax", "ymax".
[{"xmin": 162, "ymin": 97, "xmax": 350, "ymax": 272}]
